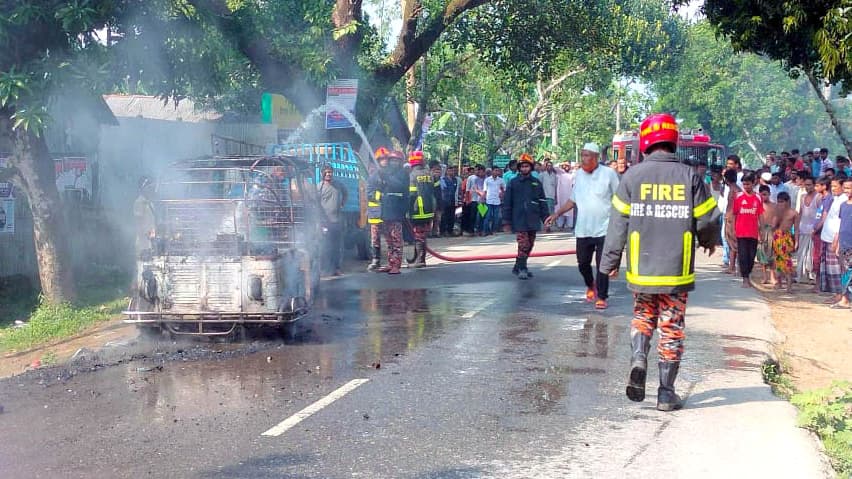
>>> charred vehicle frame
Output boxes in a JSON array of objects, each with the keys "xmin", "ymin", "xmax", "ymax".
[{"xmin": 124, "ymin": 155, "xmax": 322, "ymax": 337}]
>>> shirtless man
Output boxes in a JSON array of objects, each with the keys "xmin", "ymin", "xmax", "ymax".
[
  {"xmin": 773, "ymin": 191, "xmax": 799, "ymax": 292},
  {"xmin": 757, "ymin": 185, "xmax": 776, "ymax": 285}
]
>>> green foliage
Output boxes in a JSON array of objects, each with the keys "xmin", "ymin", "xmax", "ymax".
[
  {"xmin": 761, "ymin": 358, "xmax": 797, "ymax": 399},
  {"xmin": 685, "ymin": 0, "xmax": 852, "ymax": 92},
  {"xmin": 450, "ymin": 0, "xmax": 685, "ymax": 85},
  {"xmin": 0, "ymin": 1, "xmax": 116, "ymax": 135},
  {"xmin": 652, "ymin": 22, "xmax": 844, "ymax": 154},
  {"xmin": 0, "ymin": 297, "xmax": 125, "ymax": 353},
  {"xmin": 791, "ymin": 382, "xmax": 852, "ymax": 476}
]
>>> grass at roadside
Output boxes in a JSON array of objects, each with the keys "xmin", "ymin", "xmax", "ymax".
[
  {"xmin": 0, "ymin": 268, "xmax": 130, "ymax": 354},
  {"xmin": 792, "ymin": 382, "xmax": 852, "ymax": 478},
  {"xmin": 0, "ymin": 298, "xmax": 126, "ymax": 353},
  {"xmin": 763, "ymin": 359, "xmax": 852, "ymax": 477}
]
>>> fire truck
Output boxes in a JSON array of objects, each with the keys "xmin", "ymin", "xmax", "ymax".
[{"xmin": 603, "ymin": 128, "xmax": 727, "ymax": 169}]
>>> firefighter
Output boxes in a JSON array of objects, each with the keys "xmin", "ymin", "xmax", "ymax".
[
  {"xmin": 408, "ymin": 150, "xmax": 436, "ymax": 268},
  {"xmin": 380, "ymin": 149, "xmax": 410, "ymax": 274},
  {"xmin": 502, "ymin": 153, "xmax": 550, "ymax": 280},
  {"xmin": 599, "ymin": 113, "xmax": 719, "ymax": 411},
  {"xmin": 366, "ymin": 148, "xmax": 390, "ymax": 272}
]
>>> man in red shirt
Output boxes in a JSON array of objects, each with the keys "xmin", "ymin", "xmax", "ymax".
[{"xmin": 733, "ymin": 172, "xmax": 764, "ymax": 288}]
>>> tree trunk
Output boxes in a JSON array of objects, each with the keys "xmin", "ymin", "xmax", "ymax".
[
  {"xmin": 807, "ymin": 71, "xmax": 852, "ymax": 159},
  {"xmin": 5, "ymin": 121, "xmax": 76, "ymax": 303}
]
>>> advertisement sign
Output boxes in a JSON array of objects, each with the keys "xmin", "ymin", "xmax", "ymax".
[
  {"xmin": 55, "ymin": 157, "xmax": 93, "ymax": 201},
  {"xmin": 325, "ymin": 79, "xmax": 359, "ymax": 129},
  {"xmin": 0, "ymin": 182, "xmax": 14, "ymax": 233}
]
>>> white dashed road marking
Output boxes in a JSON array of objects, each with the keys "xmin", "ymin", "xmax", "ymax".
[
  {"xmin": 543, "ymin": 259, "xmax": 562, "ymax": 270},
  {"xmin": 461, "ymin": 298, "xmax": 498, "ymax": 319},
  {"xmin": 261, "ymin": 378, "xmax": 369, "ymax": 437}
]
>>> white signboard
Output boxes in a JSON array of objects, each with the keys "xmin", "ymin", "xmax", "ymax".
[
  {"xmin": 54, "ymin": 157, "xmax": 93, "ymax": 201},
  {"xmin": 325, "ymin": 79, "xmax": 359, "ymax": 129},
  {"xmin": 0, "ymin": 182, "xmax": 14, "ymax": 233}
]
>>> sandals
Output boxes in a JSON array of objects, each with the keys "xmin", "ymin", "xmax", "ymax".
[
  {"xmin": 595, "ymin": 299, "xmax": 608, "ymax": 310},
  {"xmin": 828, "ymin": 302, "xmax": 850, "ymax": 309}
]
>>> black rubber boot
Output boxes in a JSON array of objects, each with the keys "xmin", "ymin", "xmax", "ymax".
[
  {"xmin": 518, "ymin": 257, "xmax": 530, "ymax": 280},
  {"xmin": 657, "ymin": 361, "xmax": 683, "ymax": 411},
  {"xmin": 512, "ymin": 258, "xmax": 520, "ymax": 275},
  {"xmin": 367, "ymin": 246, "xmax": 381, "ymax": 272},
  {"xmin": 412, "ymin": 241, "xmax": 426, "ymax": 268},
  {"xmin": 626, "ymin": 332, "xmax": 652, "ymax": 402}
]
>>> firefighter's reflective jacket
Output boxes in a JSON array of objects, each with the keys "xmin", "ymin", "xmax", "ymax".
[
  {"xmin": 409, "ymin": 164, "xmax": 436, "ymax": 223},
  {"xmin": 366, "ymin": 170, "xmax": 383, "ymax": 224},
  {"xmin": 600, "ymin": 150, "xmax": 720, "ymax": 294}
]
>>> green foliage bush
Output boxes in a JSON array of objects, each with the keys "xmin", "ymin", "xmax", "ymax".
[
  {"xmin": 792, "ymin": 382, "xmax": 852, "ymax": 477},
  {"xmin": 0, "ymin": 297, "xmax": 125, "ymax": 353}
]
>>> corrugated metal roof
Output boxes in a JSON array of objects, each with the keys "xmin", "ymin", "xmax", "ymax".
[{"xmin": 103, "ymin": 95, "xmax": 222, "ymax": 122}]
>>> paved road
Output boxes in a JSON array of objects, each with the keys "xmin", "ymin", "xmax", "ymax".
[{"xmin": 0, "ymin": 234, "xmax": 832, "ymax": 478}]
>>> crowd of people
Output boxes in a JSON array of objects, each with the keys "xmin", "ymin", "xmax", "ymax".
[{"xmin": 711, "ymin": 148, "xmax": 852, "ymax": 309}]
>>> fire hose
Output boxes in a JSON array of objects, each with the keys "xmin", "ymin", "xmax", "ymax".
[
  {"xmin": 424, "ymin": 244, "xmax": 576, "ymax": 262},
  {"xmin": 403, "ymin": 219, "xmax": 575, "ymax": 263}
]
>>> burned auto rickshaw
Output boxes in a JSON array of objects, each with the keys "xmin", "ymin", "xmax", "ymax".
[{"xmin": 124, "ymin": 155, "xmax": 322, "ymax": 337}]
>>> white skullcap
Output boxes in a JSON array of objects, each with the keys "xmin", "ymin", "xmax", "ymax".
[{"xmin": 582, "ymin": 142, "xmax": 600, "ymax": 154}]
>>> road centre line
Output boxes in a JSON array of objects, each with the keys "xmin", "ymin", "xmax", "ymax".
[
  {"xmin": 461, "ymin": 298, "xmax": 498, "ymax": 319},
  {"xmin": 543, "ymin": 259, "xmax": 562, "ymax": 270},
  {"xmin": 261, "ymin": 378, "xmax": 369, "ymax": 437}
]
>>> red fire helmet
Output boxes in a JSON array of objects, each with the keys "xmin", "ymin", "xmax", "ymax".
[
  {"xmin": 408, "ymin": 150, "xmax": 424, "ymax": 166},
  {"xmin": 374, "ymin": 146, "xmax": 391, "ymax": 160},
  {"xmin": 518, "ymin": 153, "xmax": 534, "ymax": 165},
  {"xmin": 639, "ymin": 113, "xmax": 679, "ymax": 154}
]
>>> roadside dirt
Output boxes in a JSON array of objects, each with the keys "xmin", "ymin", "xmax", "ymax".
[
  {"xmin": 751, "ymin": 277, "xmax": 852, "ymax": 391},
  {"xmin": 0, "ymin": 320, "xmax": 137, "ymax": 380}
]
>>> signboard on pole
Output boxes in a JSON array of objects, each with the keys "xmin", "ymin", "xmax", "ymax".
[
  {"xmin": 0, "ymin": 181, "xmax": 15, "ymax": 233},
  {"xmin": 325, "ymin": 79, "xmax": 359, "ymax": 129},
  {"xmin": 493, "ymin": 154, "xmax": 511, "ymax": 168}
]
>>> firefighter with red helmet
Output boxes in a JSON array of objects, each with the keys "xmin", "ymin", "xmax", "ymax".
[
  {"xmin": 379, "ymin": 149, "xmax": 410, "ymax": 274},
  {"xmin": 366, "ymin": 147, "xmax": 390, "ymax": 272},
  {"xmin": 600, "ymin": 113, "xmax": 719, "ymax": 411},
  {"xmin": 408, "ymin": 150, "xmax": 436, "ymax": 268},
  {"xmin": 502, "ymin": 153, "xmax": 550, "ymax": 279}
]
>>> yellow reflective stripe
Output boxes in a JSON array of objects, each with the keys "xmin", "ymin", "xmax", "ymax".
[
  {"xmin": 626, "ymin": 272, "xmax": 695, "ymax": 286},
  {"xmin": 417, "ymin": 196, "xmax": 424, "ymax": 216},
  {"xmin": 409, "ymin": 186, "xmax": 418, "ymax": 192},
  {"xmin": 367, "ymin": 202, "xmax": 380, "ymax": 207},
  {"xmin": 682, "ymin": 231, "xmax": 693, "ymax": 277},
  {"xmin": 629, "ymin": 231, "xmax": 640, "ymax": 274},
  {"xmin": 693, "ymin": 197, "xmax": 716, "ymax": 217},
  {"xmin": 612, "ymin": 195, "xmax": 631, "ymax": 215},
  {"xmin": 368, "ymin": 218, "xmax": 383, "ymax": 224},
  {"xmin": 374, "ymin": 191, "xmax": 381, "ymax": 201}
]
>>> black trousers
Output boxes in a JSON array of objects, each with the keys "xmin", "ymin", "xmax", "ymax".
[
  {"xmin": 577, "ymin": 236, "xmax": 609, "ymax": 299},
  {"xmin": 737, "ymin": 237, "xmax": 758, "ymax": 278},
  {"xmin": 441, "ymin": 203, "xmax": 456, "ymax": 234}
]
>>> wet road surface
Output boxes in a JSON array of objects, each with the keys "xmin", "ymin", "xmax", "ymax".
[{"xmin": 0, "ymin": 235, "xmax": 756, "ymax": 478}]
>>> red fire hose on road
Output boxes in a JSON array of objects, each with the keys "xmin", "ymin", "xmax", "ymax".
[
  {"xmin": 404, "ymin": 220, "xmax": 575, "ymax": 263},
  {"xmin": 424, "ymin": 245, "xmax": 576, "ymax": 262}
]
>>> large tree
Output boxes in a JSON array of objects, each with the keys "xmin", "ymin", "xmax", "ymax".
[
  {"xmin": 0, "ymin": 1, "xmax": 121, "ymax": 302},
  {"xmin": 682, "ymin": 0, "xmax": 852, "ymax": 157}
]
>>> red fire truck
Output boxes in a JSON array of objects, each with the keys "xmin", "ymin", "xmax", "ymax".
[{"xmin": 603, "ymin": 128, "xmax": 727, "ymax": 169}]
